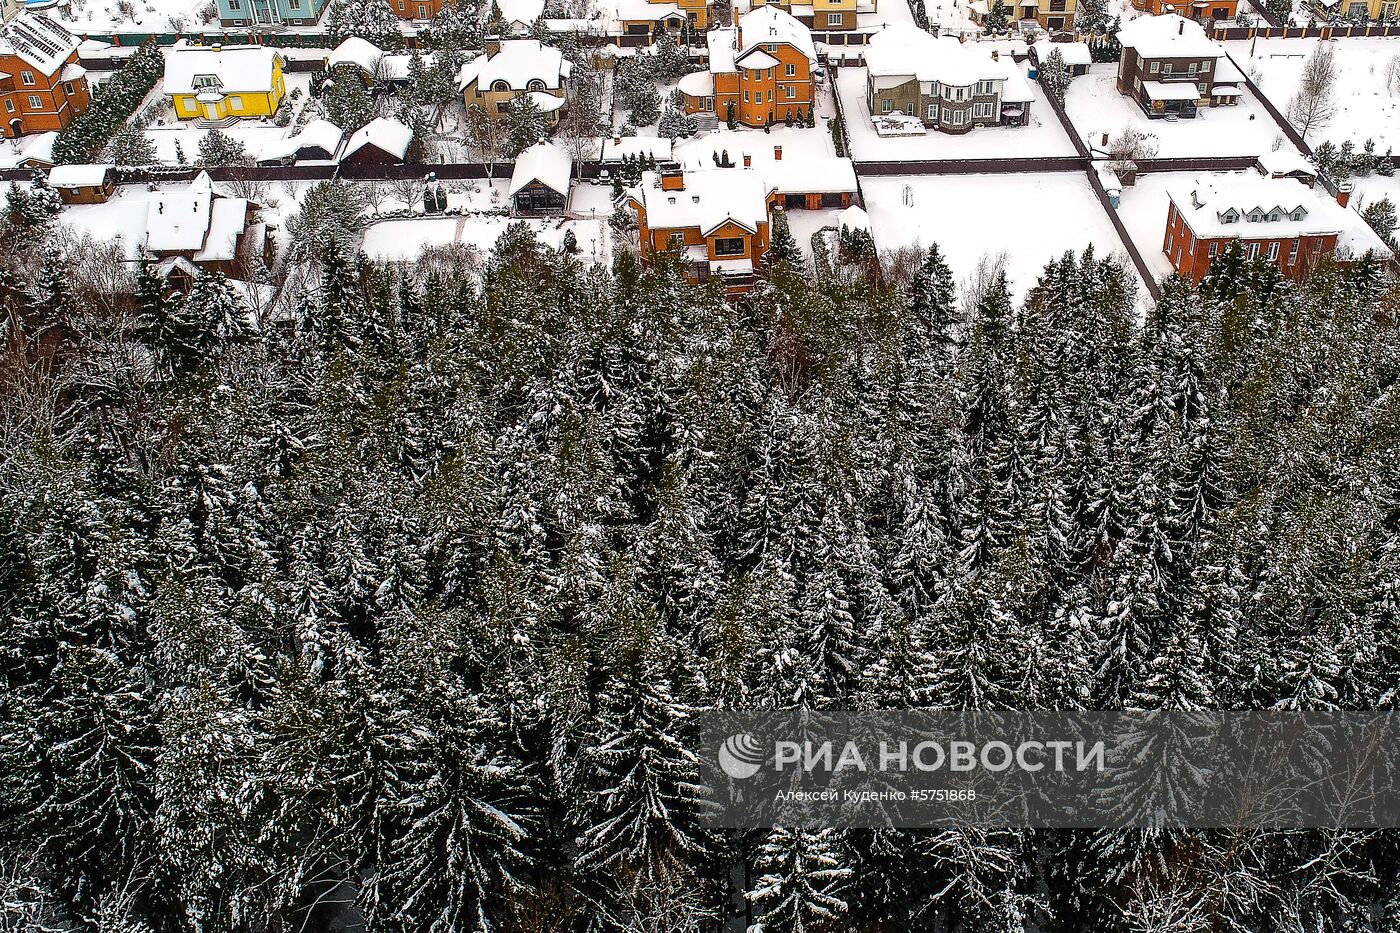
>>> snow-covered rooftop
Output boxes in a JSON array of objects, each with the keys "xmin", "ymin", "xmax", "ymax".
[
  {"xmin": 48, "ymin": 163, "xmax": 113, "ymax": 187},
  {"xmin": 866, "ymin": 23, "xmax": 1029, "ymax": 94},
  {"xmin": 1169, "ymin": 171, "xmax": 1393, "ymax": 259},
  {"xmin": 258, "ymin": 119, "xmax": 344, "ymax": 162},
  {"xmin": 193, "ymin": 196, "xmax": 249, "ymax": 262},
  {"xmin": 709, "ymin": 5, "xmax": 816, "ymax": 74},
  {"xmin": 493, "ymin": 0, "xmax": 545, "ymax": 26},
  {"xmin": 510, "ymin": 139, "xmax": 572, "ymax": 197},
  {"xmin": 599, "ymin": 135, "xmax": 674, "ymax": 161},
  {"xmin": 1047, "ymin": 41, "xmax": 1091, "ymax": 66},
  {"xmin": 836, "ymin": 204, "xmax": 870, "ymax": 233},
  {"xmin": 327, "ymin": 36, "xmax": 384, "ymax": 74},
  {"xmin": 164, "ymin": 44, "xmax": 284, "ymax": 95},
  {"xmin": 1116, "ymin": 14, "xmax": 1224, "ymax": 60},
  {"xmin": 343, "ymin": 117, "xmax": 413, "ymax": 161},
  {"xmin": 678, "ymin": 70, "xmax": 713, "ymax": 98},
  {"xmin": 632, "ymin": 167, "xmax": 773, "ymax": 236},
  {"xmin": 457, "ymin": 39, "xmax": 572, "ymax": 92},
  {"xmin": 0, "ymin": 12, "xmax": 79, "ymax": 77},
  {"xmin": 1258, "ymin": 148, "xmax": 1316, "ymax": 178}
]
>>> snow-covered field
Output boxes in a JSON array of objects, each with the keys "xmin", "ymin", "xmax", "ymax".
[
  {"xmin": 51, "ymin": 0, "xmax": 214, "ymax": 33},
  {"xmin": 836, "ymin": 66, "xmax": 1079, "ymax": 161},
  {"xmin": 1065, "ymin": 64, "xmax": 1297, "ymax": 159},
  {"xmin": 1112, "ymin": 170, "xmax": 1189, "ymax": 279},
  {"xmin": 1227, "ymin": 37, "xmax": 1400, "ymax": 149},
  {"xmin": 861, "ymin": 172, "xmax": 1142, "ymax": 298}
]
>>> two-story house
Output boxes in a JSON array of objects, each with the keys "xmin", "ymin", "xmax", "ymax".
[
  {"xmin": 971, "ymin": 0, "xmax": 1076, "ymax": 31},
  {"xmin": 0, "ymin": 12, "xmax": 89, "ymax": 139},
  {"xmin": 389, "ymin": 0, "xmax": 444, "ymax": 19},
  {"xmin": 611, "ymin": 0, "xmax": 711, "ymax": 41},
  {"xmin": 681, "ymin": 6, "xmax": 815, "ymax": 128},
  {"xmin": 865, "ymin": 24, "xmax": 1034, "ymax": 132},
  {"xmin": 628, "ymin": 164, "xmax": 778, "ymax": 293},
  {"xmin": 1132, "ymin": 0, "xmax": 1236, "ymax": 22},
  {"xmin": 457, "ymin": 37, "xmax": 572, "ymax": 125},
  {"xmin": 217, "ymin": 0, "xmax": 327, "ymax": 28},
  {"xmin": 165, "ymin": 44, "xmax": 287, "ymax": 123},
  {"xmin": 1163, "ymin": 171, "xmax": 1391, "ymax": 281},
  {"xmin": 1115, "ymin": 14, "xmax": 1243, "ymax": 118},
  {"xmin": 737, "ymin": 0, "xmax": 875, "ymax": 34}
]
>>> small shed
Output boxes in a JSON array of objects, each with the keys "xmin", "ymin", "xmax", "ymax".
[
  {"xmin": 509, "ymin": 139, "xmax": 572, "ymax": 214},
  {"xmin": 327, "ymin": 37, "xmax": 384, "ymax": 80},
  {"xmin": 1257, "ymin": 149, "xmax": 1318, "ymax": 188},
  {"xmin": 1053, "ymin": 41, "xmax": 1093, "ymax": 76},
  {"xmin": 258, "ymin": 119, "xmax": 344, "ymax": 164},
  {"xmin": 341, "ymin": 117, "xmax": 413, "ymax": 166},
  {"xmin": 48, "ymin": 163, "xmax": 117, "ymax": 204}
]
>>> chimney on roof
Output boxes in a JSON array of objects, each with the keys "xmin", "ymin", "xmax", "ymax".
[
  {"xmin": 1337, "ymin": 181, "xmax": 1352, "ymax": 208},
  {"xmin": 991, "ymin": 49, "xmax": 999, "ymax": 60},
  {"xmin": 743, "ymin": 153, "xmax": 752, "ymax": 167},
  {"xmin": 1178, "ymin": 19, "xmax": 1184, "ymax": 33},
  {"xmin": 660, "ymin": 162, "xmax": 684, "ymax": 191},
  {"xmin": 613, "ymin": 135, "xmax": 621, "ymax": 145},
  {"xmin": 485, "ymin": 34, "xmax": 501, "ymax": 55},
  {"xmin": 773, "ymin": 145, "xmax": 782, "ymax": 160}
]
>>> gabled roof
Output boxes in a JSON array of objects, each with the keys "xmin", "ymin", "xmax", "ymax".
[
  {"xmin": 327, "ymin": 36, "xmax": 383, "ymax": 74},
  {"xmin": 48, "ymin": 163, "xmax": 114, "ymax": 187},
  {"xmin": 0, "ymin": 12, "xmax": 80, "ymax": 77},
  {"xmin": 509, "ymin": 139, "xmax": 572, "ymax": 197},
  {"xmin": 632, "ymin": 167, "xmax": 774, "ymax": 236},
  {"xmin": 735, "ymin": 47, "xmax": 780, "ymax": 71},
  {"xmin": 738, "ymin": 5, "xmax": 816, "ymax": 63},
  {"xmin": 343, "ymin": 117, "xmax": 413, "ymax": 160},
  {"xmin": 457, "ymin": 39, "xmax": 572, "ymax": 91},
  {"xmin": 1258, "ymin": 148, "xmax": 1316, "ymax": 178},
  {"xmin": 493, "ymin": 0, "xmax": 545, "ymax": 26},
  {"xmin": 866, "ymin": 23, "xmax": 1013, "ymax": 88},
  {"xmin": 1116, "ymin": 13, "xmax": 1223, "ymax": 60},
  {"xmin": 258, "ymin": 119, "xmax": 344, "ymax": 162},
  {"xmin": 164, "ymin": 43, "xmax": 285, "ymax": 95}
]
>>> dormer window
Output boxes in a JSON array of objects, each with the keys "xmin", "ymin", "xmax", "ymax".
[
  {"xmin": 491, "ymin": 80, "xmax": 509, "ymax": 92},
  {"xmin": 193, "ymin": 74, "xmax": 221, "ymax": 90},
  {"xmin": 1291, "ymin": 207, "xmax": 1307, "ymax": 220},
  {"xmin": 527, "ymin": 78, "xmax": 545, "ymax": 91},
  {"xmin": 1248, "ymin": 210, "xmax": 1263, "ymax": 222},
  {"xmin": 1267, "ymin": 210, "xmax": 1281, "ymax": 222},
  {"xmin": 1220, "ymin": 209, "xmax": 1239, "ymax": 223}
]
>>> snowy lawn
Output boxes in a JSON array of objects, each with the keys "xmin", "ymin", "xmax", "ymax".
[
  {"xmin": 1111, "ymin": 170, "xmax": 1190, "ymax": 279},
  {"xmin": 1226, "ymin": 37, "xmax": 1400, "ymax": 150},
  {"xmin": 1349, "ymin": 172, "xmax": 1400, "ymax": 208},
  {"xmin": 138, "ymin": 73, "xmax": 316, "ymax": 165},
  {"xmin": 52, "ymin": 0, "xmax": 214, "ymax": 33},
  {"xmin": 837, "ymin": 66, "xmax": 1079, "ymax": 161},
  {"xmin": 861, "ymin": 172, "xmax": 1144, "ymax": 299},
  {"xmin": 1065, "ymin": 64, "xmax": 1298, "ymax": 159},
  {"xmin": 786, "ymin": 208, "xmax": 853, "ymax": 259},
  {"xmin": 360, "ymin": 214, "xmax": 613, "ymax": 266}
]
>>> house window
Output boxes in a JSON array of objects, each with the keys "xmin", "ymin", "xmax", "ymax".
[
  {"xmin": 784, "ymin": 86, "xmax": 795, "ymax": 99},
  {"xmin": 1221, "ymin": 210, "xmax": 1238, "ymax": 223},
  {"xmin": 1201, "ymin": 60, "xmax": 1211, "ymax": 71},
  {"xmin": 229, "ymin": 0, "xmax": 240, "ymax": 8},
  {"xmin": 1267, "ymin": 242, "xmax": 1280, "ymax": 261},
  {"xmin": 744, "ymin": 90, "xmax": 750, "ymax": 102},
  {"xmin": 973, "ymin": 101, "xmax": 994, "ymax": 118},
  {"xmin": 713, "ymin": 236, "xmax": 745, "ymax": 256},
  {"xmin": 825, "ymin": 11, "xmax": 842, "ymax": 23},
  {"xmin": 668, "ymin": 232, "xmax": 684, "ymax": 250},
  {"xmin": 941, "ymin": 107, "xmax": 952, "ymax": 121},
  {"xmin": 927, "ymin": 102, "xmax": 936, "ymax": 118},
  {"xmin": 905, "ymin": 102, "xmax": 913, "ymax": 115},
  {"xmin": 3, "ymin": 100, "xmax": 12, "ymax": 112},
  {"xmin": 1149, "ymin": 61, "xmax": 1160, "ymax": 73},
  {"xmin": 1199, "ymin": 82, "xmax": 1208, "ymax": 94},
  {"xmin": 1267, "ymin": 210, "xmax": 1280, "ymax": 221},
  {"xmin": 1246, "ymin": 242, "xmax": 1260, "ymax": 259},
  {"xmin": 786, "ymin": 63, "xmax": 797, "ymax": 76},
  {"xmin": 27, "ymin": 95, "xmax": 40, "ymax": 109},
  {"xmin": 1288, "ymin": 240, "xmax": 1299, "ymax": 263},
  {"xmin": 227, "ymin": 95, "xmax": 242, "ymax": 108},
  {"xmin": 881, "ymin": 98, "xmax": 892, "ymax": 112},
  {"xmin": 64, "ymin": 82, "xmax": 73, "ymax": 95},
  {"xmin": 1049, "ymin": 0, "xmax": 1065, "ymax": 10},
  {"xmin": 1208, "ymin": 242, "xmax": 1218, "ymax": 256},
  {"xmin": 1188, "ymin": 63, "xmax": 1197, "ymax": 75},
  {"xmin": 1248, "ymin": 210, "xmax": 1262, "ymax": 222},
  {"xmin": 1163, "ymin": 63, "xmax": 1174, "ymax": 76},
  {"xmin": 21, "ymin": 71, "xmax": 34, "ymax": 86},
  {"xmin": 1291, "ymin": 208, "xmax": 1306, "ymax": 220},
  {"xmin": 492, "ymin": 80, "xmax": 509, "ymax": 92},
  {"xmin": 527, "ymin": 79, "xmax": 545, "ymax": 91}
]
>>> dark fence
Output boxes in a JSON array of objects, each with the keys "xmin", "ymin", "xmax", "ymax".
[
  {"xmin": 1085, "ymin": 165, "xmax": 1163, "ymax": 301},
  {"xmin": 1209, "ymin": 21, "xmax": 1400, "ymax": 38},
  {"xmin": 1223, "ymin": 50, "xmax": 1313, "ymax": 155},
  {"xmin": 0, "ymin": 159, "xmax": 588, "ymax": 184},
  {"xmin": 1135, "ymin": 156, "xmax": 1264, "ymax": 172},
  {"xmin": 854, "ymin": 156, "xmax": 1086, "ymax": 174}
]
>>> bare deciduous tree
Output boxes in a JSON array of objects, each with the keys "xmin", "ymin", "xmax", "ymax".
[{"xmin": 1287, "ymin": 41, "xmax": 1338, "ymax": 136}]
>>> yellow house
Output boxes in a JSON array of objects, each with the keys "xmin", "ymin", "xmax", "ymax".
[{"xmin": 165, "ymin": 44, "xmax": 287, "ymax": 122}]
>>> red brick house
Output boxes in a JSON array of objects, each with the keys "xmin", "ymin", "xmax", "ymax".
[
  {"xmin": 0, "ymin": 13, "xmax": 89, "ymax": 138},
  {"xmin": 681, "ymin": 6, "xmax": 816, "ymax": 128},
  {"xmin": 1163, "ymin": 172, "xmax": 1392, "ymax": 282},
  {"xmin": 390, "ymin": 0, "xmax": 444, "ymax": 18},
  {"xmin": 1132, "ymin": 0, "xmax": 1237, "ymax": 21}
]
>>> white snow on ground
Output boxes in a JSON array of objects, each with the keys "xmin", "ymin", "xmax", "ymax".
[
  {"xmin": 139, "ymin": 72, "xmax": 315, "ymax": 165},
  {"xmin": 836, "ymin": 65, "xmax": 1079, "ymax": 161},
  {"xmin": 1350, "ymin": 172, "xmax": 1400, "ymax": 207},
  {"xmin": 785, "ymin": 207, "xmax": 851, "ymax": 258},
  {"xmin": 51, "ymin": 0, "xmax": 213, "ymax": 33},
  {"xmin": 1227, "ymin": 36, "xmax": 1400, "ymax": 150},
  {"xmin": 1065, "ymin": 63, "xmax": 1299, "ymax": 159},
  {"xmin": 862, "ymin": 172, "xmax": 1144, "ymax": 298},
  {"xmin": 361, "ymin": 214, "xmax": 613, "ymax": 265},
  {"xmin": 1111, "ymin": 170, "xmax": 1188, "ymax": 278}
]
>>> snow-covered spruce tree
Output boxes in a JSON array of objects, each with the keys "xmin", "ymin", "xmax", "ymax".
[
  {"xmin": 327, "ymin": 0, "xmax": 405, "ymax": 49},
  {"xmin": 320, "ymin": 67, "xmax": 378, "ymax": 134},
  {"xmin": 107, "ymin": 125, "xmax": 158, "ymax": 166},
  {"xmin": 505, "ymin": 94, "xmax": 550, "ymax": 156},
  {"xmin": 1039, "ymin": 47, "xmax": 1071, "ymax": 100},
  {"xmin": 195, "ymin": 127, "xmax": 250, "ymax": 166},
  {"xmin": 747, "ymin": 828, "xmax": 852, "ymax": 933}
]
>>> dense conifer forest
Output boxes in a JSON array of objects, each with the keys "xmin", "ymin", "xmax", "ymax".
[{"xmin": 2, "ymin": 203, "xmax": 1399, "ymax": 932}]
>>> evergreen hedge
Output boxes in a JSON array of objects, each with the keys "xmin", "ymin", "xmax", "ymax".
[{"xmin": 53, "ymin": 41, "xmax": 164, "ymax": 166}]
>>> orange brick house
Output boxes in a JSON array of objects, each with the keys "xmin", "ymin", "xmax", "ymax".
[
  {"xmin": 1163, "ymin": 171, "xmax": 1392, "ymax": 282},
  {"xmin": 0, "ymin": 13, "xmax": 89, "ymax": 139},
  {"xmin": 1131, "ymin": 0, "xmax": 1236, "ymax": 21},
  {"xmin": 681, "ymin": 6, "xmax": 816, "ymax": 128},
  {"xmin": 390, "ymin": 0, "xmax": 444, "ymax": 18}
]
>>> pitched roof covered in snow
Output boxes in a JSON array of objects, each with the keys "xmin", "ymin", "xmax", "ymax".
[
  {"xmin": 1116, "ymin": 14, "xmax": 1224, "ymax": 60},
  {"xmin": 258, "ymin": 119, "xmax": 344, "ymax": 162},
  {"xmin": 164, "ymin": 43, "xmax": 285, "ymax": 95},
  {"xmin": 327, "ymin": 36, "xmax": 384, "ymax": 74},
  {"xmin": 1257, "ymin": 148, "xmax": 1317, "ymax": 179},
  {"xmin": 708, "ymin": 5, "xmax": 815, "ymax": 74},
  {"xmin": 600, "ymin": 135, "xmax": 674, "ymax": 161},
  {"xmin": 866, "ymin": 23, "xmax": 1020, "ymax": 90},
  {"xmin": 509, "ymin": 139, "xmax": 572, "ymax": 197},
  {"xmin": 48, "ymin": 163, "xmax": 114, "ymax": 187},
  {"xmin": 0, "ymin": 12, "xmax": 80, "ymax": 76},
  {"xmin": 633, "ymin": 168, "xmax": 774, "ymax": 236},
  {"xmin": 836, "ymin": 204, "xmax": 870, "ymax": 233},
  {"xmin": 457, "ymin": 39, "xmax": 572, "ymax": 92},
  {"xmin": 1169, "ymin": 171, "xmax": 1393, "ymax": 259},
  {"xmin": 343, "ymin": 116, "xmax": 413, "ymax": 161}
]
